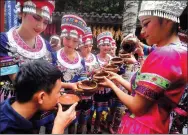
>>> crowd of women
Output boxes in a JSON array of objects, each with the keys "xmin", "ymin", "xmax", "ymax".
[{"xmin": 0, "ymin": 0, "xmax": 187, "ymax": 134}]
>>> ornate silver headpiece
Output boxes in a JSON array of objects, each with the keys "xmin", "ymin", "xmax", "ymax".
[{"xmin": 138, "ymin": 1, "xmax": 187, "ymax": 23}]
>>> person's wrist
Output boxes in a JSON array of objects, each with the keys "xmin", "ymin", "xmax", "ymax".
[
  {"xmin": 136, "ymin": 44, "xmax": 144, "ymax": 56},
  {"xmin": 136, "ymin": 39, "xmax": 141, "ymax": 46},
  {"xmin": 138, "ymin": 40, "xmax": 144, "ymax": 47},
  {"xmin": 52, "ymin": 124, "xmax": 65, "ymax": 134},
  {"xmin": 110, "ymin": 82, "xmax": 115, "ymax": 88},
  {"xmin": 138, "ymin": 51, "xmax": 144, "ymax": 57},
  {"xmin": 138, "ymin": 55, "xmax": 144, "ymax": 61},
  {"xmin": 111, "ymin": 83, "xmax": 118, "ymax": 91},
  {"xmin": 68, "ymin": 83, "xmax": 73, "ymax": 90},
  {"xmin": 119, "ymin": 76, "xmax": 125, "ymax": 84},
  {"xmin": 116, "ymin": 76, "xmax": 122, "ymax": 82}
]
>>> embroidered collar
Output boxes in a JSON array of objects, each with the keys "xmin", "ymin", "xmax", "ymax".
[
  {"xmin": 6, "ymin": 27, "xmax": 47, "ymax": 59},
  {"xmin": 84, "ymin": 53, "xmax": 94, "ymax": 63},
  {"xmin": 84, "ymin": 53, "xmax": 97, "ymax": 66},
  {"xmin": 12, "ymin": 29, "xmax": 43, "ymax": 52},
  {"xmin": 97, "ymin": 54, "xmax": 110, "ymax": 65},
  {"xmin": 57, "ymin": 48, "xmax": 82, "ymax": 69},
  {"xmin": 60, "ymin": 49, "xmax": 79, "ymax": 64}
]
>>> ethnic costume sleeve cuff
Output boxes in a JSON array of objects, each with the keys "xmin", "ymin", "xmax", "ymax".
[
  {"xmin": 132, "ymin": 71, "xmax": 170, "ymax": 101},
  {"xmin": 0, "ymin": 57, "xmax": 19, "ymax": 76}
]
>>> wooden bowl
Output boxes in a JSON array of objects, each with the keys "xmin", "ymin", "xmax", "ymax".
[
  {"xmin": 59, "ymin": 94, "xmax": 80, "ymax": 111},
  {"xmin": 77, "ymin": 80, "xmax": 98, "ymax": 96},
  {"xmin": 93, "ymin": 72, "xmax": 110, "ymax": 82},
  {"xmin": 121, "ymin": 38, "xmax": 137, "ymax": 53},
  {"xmin": 110, "ymin": 57, "xmax": 124, "ymax": 67},
  {"xmin": 119, "ymin": 52, "xmax": 131, "ymax": 59},
  {"xmin": 103, "ymin": 64, "xmax": 119, "ymax": 73}
]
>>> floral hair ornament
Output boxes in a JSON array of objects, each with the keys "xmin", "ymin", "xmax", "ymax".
[
  {"xmin": 15, "ymin": 0, "xmax": 55, "ymax": 22},
  {"xmin": 61, "ymin": 14, "xmax": 87, "ymax": 44},
  {"xmin": 138, "ymin": 1, "xmax": 187, "ymax": 23}
]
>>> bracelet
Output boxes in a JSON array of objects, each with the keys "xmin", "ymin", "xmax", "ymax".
[
  {"xmin": 138, "ymin": 56, "xmax": 144, "ymax": 59},
  {"xmin": 138, "ymin": 56, "xmax": 144, "ymax": 61}
]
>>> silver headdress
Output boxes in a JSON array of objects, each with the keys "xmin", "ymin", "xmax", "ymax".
[
  {"xmin": 138, "ymin": 1, "xmax": 187, "ymax": 23},
  {"xmin": 15, "ymin": 0, "xmax": 55, "ymax": 22}
]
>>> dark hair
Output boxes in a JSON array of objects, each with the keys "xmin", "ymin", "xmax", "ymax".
[
  {"xmin": 171, "ymin": 23, "xmax": 179, "ymax": 35},
  {"xmin": 18, "ymin": 18, "xmax": 22, "ymax": 24},
  {"xmin": 15, "ymin": 60, "xmax": 62, "ymax": 103},
  {"xmin": 158, "ymin": 17, "xmax": 179, "ymax": 35},
  {"xmin": 17, "ymin": 12, "xmax": 27, "ymax": 24}
]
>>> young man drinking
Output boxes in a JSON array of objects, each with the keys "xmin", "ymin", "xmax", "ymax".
[{"xmin": 0, "ymin": 60, "xmax": 78, "ymax": 134}]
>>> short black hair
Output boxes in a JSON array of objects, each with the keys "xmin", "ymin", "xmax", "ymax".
[{"xmin": 15, "ymin": 60, "xmax": 62, "ymax": 103}]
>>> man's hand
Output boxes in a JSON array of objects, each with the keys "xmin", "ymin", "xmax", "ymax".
[{"xmin": 52, "ymin": 102, "xmax": 77, "ymax": 134}]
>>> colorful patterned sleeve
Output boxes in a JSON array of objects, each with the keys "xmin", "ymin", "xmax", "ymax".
[
  {"xmin": 0, "ymin": 33, "xmax": 19, "ymax": 76},
  {"xmin": 45, "ymin": 40, "xmax": 57, "ymax": 65},
  {"xmin": 143, "ymin": 44, "xmax": 157, "ymax": 56},
  {"xmin": 134, "ymin": 46, "xmax": 183, "ymax": 101},
  {"xmin": 0, "ymin": 33, "xmax": 9, "ymax": 56},
  {"xmin": 143, "ymin": 44, "xmax": 151, "ymax": 56}
]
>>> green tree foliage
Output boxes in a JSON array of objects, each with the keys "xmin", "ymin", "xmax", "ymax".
[{"xmin": 55, "ymin": 0, "xmax": 124, "ymax": 14}]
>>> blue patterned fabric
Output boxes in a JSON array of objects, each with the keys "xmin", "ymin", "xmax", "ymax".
[
  {"xmin": 0, "ymin": 97, "xmax": 33, "ymax": 133},
  {"xmin": 143, "ymin": 44, "xmax": 156, "ymax": 56},
  {"xmin": 1, "ymin": 65, "xmax": 19, "ymax": 76},
  {"xmin": 5, "ymin": 0, "xmax": 19, "ymax": 31},
  {"xmin": 118, "ymin": 64, "xmax": 126, "ymax": 75},
  {"xmin": 94, "ymin": 101, "xmax": 109, "ymax": 112}
]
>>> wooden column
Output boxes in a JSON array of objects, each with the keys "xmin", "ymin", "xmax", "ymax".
[{"xmin": 0, "ymin": 0, "xmax": 5, "ymax": 32}]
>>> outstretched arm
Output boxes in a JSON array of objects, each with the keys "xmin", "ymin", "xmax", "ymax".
[
  {"xmin": 61, "ymin": 82, "xmax": 80, "ymax": 90},
  {"xmin": 105, "ymin": 71, "xmax": 132, "ymax": 92},
  {"xmin": 99, "ymin": 77, "xmax": 153, "ymax": 116}
]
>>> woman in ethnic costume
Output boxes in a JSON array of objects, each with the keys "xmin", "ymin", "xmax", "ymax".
[
  {"xmin": 92, "ymin": 31, "xmax": 113, "ymax": 134},
  {"xmin": 99, "ymin": 1, "xmax": 188, "ymax": 134},
  {"xmin": 77, "ymin": 27, "xmax": 100, "ymax": 134},
  {"xmin": 56, "ymin": 14, "xmax": 87, "ymax": 134},
  {"xmin": 0, "ymin": 0, "xmax": 56, "ymax": 102}
]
